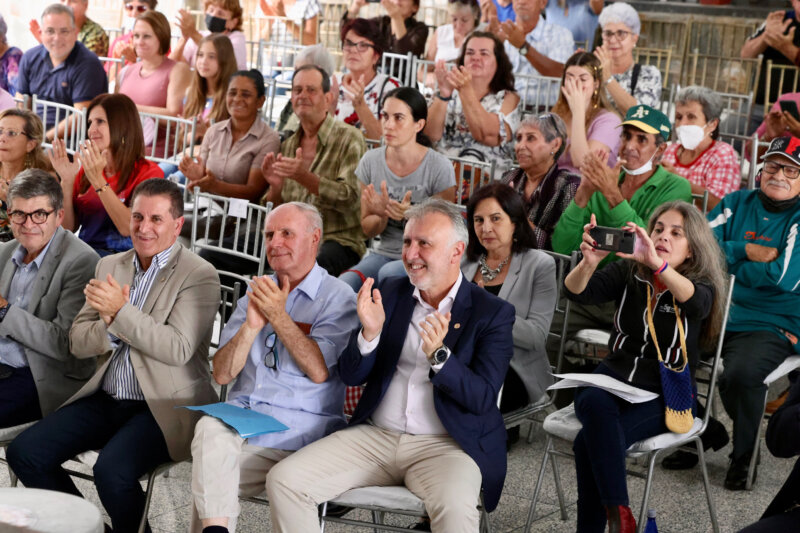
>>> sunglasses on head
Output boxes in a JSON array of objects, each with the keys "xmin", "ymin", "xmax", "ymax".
[{"xmin": 125, "ymin": 3, "xmax": 148, "ymax": 13}]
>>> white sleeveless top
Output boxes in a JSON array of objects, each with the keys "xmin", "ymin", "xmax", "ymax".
[{"xmin": 435, "ymin": 24, "xmax": 461, "ymax": 62}]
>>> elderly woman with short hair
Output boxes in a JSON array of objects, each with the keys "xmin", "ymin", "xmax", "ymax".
[
  {"xmin": 501, "ymin": 112, "xmax": 580, "ymax": 250},
  {"xmin": 661, "ymin": 85, "xmax": 740, "ymax": 210},
  {"xmin": 593, "ymin": 2, "xmax": 661, "ymax": 115}
]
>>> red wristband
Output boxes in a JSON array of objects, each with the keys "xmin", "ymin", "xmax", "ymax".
[{"xmin": 654, "ymin": 260, "xmax": 668, "ymax": 275}]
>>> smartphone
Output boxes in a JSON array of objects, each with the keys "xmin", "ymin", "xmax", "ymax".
[
  {"xmin": 589, "ymin": 225, "xmax": 635, "ymax": 254},
  {"xmin": 780, "ymin": 100, "xmax": 800, "ymax": 122}
]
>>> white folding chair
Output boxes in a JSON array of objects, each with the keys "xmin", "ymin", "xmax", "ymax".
[
  {"xmin": 31, "ymin": 95, "xmax": 87, "ymax": 154},
  {"xmin": 516, "ymin": 74, "xmax": 562, "ymax": 116},
  {"xmin": 525, "ymin": 277, "xmax": 735, "ymax": 533},
  {"xmin": 257, "ymin": 41, "xmax": 305, "ymax": 77},
  {"xmin": 380, "ymin": 52, "xmax": 416, "ymax": 87},
  {"xmin": 0, "ymin": 421, "xmax": 39, "ymax": 487},
  {"xmin": 190, "ymin": 189, "xmax": 273, "ymax": 284},
  {"xmin": 718, "ymin": 92, "xmax": 753, "ymax": 138},
  {"xmin": 138, "ymin": 112, "xmax": 198, "ymax": 165},
  {"xmin": 692, "ymin": 190, "xmax": 710, "ymax": 215},
  {"xmin": 262, "ymin": 77, "xmax": 293, "ymax": 130}
]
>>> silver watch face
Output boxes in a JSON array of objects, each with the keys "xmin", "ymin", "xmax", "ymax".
[{"xmin": 433, "ymin": 347, "xmax": 448, "ymax": 364}]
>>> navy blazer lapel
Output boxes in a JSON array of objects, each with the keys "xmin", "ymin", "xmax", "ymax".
[
  {"xmin": 382, "ymin": 282, "xmax": 416, "ymax": 376},
  {"xmin": 442, "ymin": 279, "xmax": 473, "ymax": 350}
]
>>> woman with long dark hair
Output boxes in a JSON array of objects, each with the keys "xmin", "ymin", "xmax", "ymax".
[
  {"xmin": 340, "ymin": 87, "xmax": 456, "ymax": 291},
  {"xmin": 50, "ymin": 93, "xmax": 164, "ymax": 256}
]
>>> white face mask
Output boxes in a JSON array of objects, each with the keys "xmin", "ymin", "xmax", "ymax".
[
  {"xmin": 623, "ymin": 151, "xmax": 657, "ymax": 176},
  {"xmin": 676, "ymin": 124, "xmax": 707, "ymax": 150}
]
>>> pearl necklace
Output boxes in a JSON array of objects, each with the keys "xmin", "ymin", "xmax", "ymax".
[{"xmin": 478, "ymin": 254, "xmax": 510, "ymax": 282}]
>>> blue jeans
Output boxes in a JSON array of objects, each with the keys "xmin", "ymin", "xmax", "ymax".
[
  {"xmin": 7, "ymin": 391, "xmax": 171, "ymax": 533},
  {"xmin": 572, "ymin": 365, "xmax": 666, "ymax": 533},
  {"xmin": 340, "ymin": 253, "xmax": 407, "ymax": 291}
]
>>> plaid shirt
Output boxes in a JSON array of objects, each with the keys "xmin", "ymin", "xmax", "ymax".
[
  {"xmin": 502, "ymin": 165, "xmax": 580, "ymax": 251},
  {"xmin": 79, "ymin": 17, "xmax": 109, "ymax": 57},
  {"xmin": 662, "ymin": 140, "xmax": 741, "ymax": 200},
  {"xmin": 279, "ymin": 114, "xmax": 367, "ymax": 256}
]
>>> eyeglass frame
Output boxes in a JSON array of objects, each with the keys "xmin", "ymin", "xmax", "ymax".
[
  {"xmin": 762, "ymin": 159, "xmax": 800, "ymax": 180},
  {"xmin": 601, "ymin": 29, "xmax": 632, "ymax": 42},
  {"xmin": 264, "ymin": 331, "xmax": 279, "ymax": 369},
  {"xmin": 342, "ymin": 39, "xmax": 376, "ymax": 53},
  {"xmin": 8, "ymin": 209, "xmax": 56, "ymax": 225},
  {"xmin": 0, "ymin": 128, "xmax": 30, "ymax": 139},
  {"xmin": 124, "ymin": 3, "xmax": 148, "ymax": 12}
]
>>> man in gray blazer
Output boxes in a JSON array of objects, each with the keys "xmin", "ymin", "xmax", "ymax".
[
  {"xmin": 0, "ymin": 169, "xmax": 99, "ymax": 428},
  {"xmin": 9, "ymin": 178, "xmax": 220, "ymax": 533}
]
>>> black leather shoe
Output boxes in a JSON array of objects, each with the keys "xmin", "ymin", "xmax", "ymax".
[{"xmin": 725, "ymin": 452, "xmax": 756, "ymax": 491}]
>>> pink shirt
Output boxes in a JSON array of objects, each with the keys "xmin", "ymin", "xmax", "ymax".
[
  {"xmin": 662, "ymin": 140, "xmax": 741, "ymax": 199},
  {"xmin": 357, "ymin": 274, "xmax": 464, "ymax": 435},
  {"xmin": 558, "ymin": 110, "xmax": 622, "ymax": 174}
]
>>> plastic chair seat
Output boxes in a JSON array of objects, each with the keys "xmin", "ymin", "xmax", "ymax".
[
  {"xmin": 572, "ymin": 329, "xmax": 612, "ymax": 346},
  {"xmin": 0, "ymin": 421, "xmax": 37, "ymax": 443},
  {"xmin": 329, "ymin": 485, "xmax": 427, "ymax": 515}
]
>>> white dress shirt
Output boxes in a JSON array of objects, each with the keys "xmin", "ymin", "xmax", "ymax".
[{"xmin": 357, "ymin": 273, "xmax": 464, "ymax": 435}]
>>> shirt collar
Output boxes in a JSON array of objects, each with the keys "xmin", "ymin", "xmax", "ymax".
[
  {"xmin": 12, "ymin": 227, "xmax": 59, "ymax": 269},
  {"xmin": 133, "ymin": 242, "xmax": 176, "ymax": 274},
  {"xmin": 222, "ymin": 116, "xmax": 266, "ymax": 140},
  {"xmin": 273, "ymin": 262, "xmax": 324, "ymax": 300},
  {"xmin": 530, "ymin": 15, "xmax": 547, "ymax": 40},
  {"xmin": 412, "ymin": 271, "xmax": 464, "ymax": 312}
]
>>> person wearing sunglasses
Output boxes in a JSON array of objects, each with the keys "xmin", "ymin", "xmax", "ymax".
[
  {"xmin": 0, "ymin": 169, "xmax": 99, "ymax": 431},
  {"xmin": 107, "ymin": 0, "xmax": 157, "ymax": 74},
  {"xmin": 593, "ymin": 2, "xmax": 661, "ymax": 116},
  {"xmin": 188, "ymin": 201, "xmax": 359, "ymax": 533},
  {"xmin": 335, "ymin": 18, "xmax": 399, "ymax": 141},
  {"xmin": 707, "ymin": 135, "xmax": 800, "ymax": 491},
  {"xmin": 0, "ymin": 110, "xmax": 53, "ymax": 243}
]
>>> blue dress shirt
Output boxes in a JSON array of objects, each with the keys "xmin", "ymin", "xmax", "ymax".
[
  {"xmin": 224, "ymin": 263, "xmax": 359, "ymax": 450},
  {"xmin": 0, "ymin": 236, "xmax": 57, "ymax": 368}
]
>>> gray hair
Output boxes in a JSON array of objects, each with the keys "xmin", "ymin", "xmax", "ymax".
[
  {"xmin": 598, "ymin": 2, "xmax": 640, "ymax": 36},
  {"xmin": 42, "ymin": 3, "xmax": 76, "ymax": 27},
  {"xmin": 0, "ymin": 14, "xmax": 7, "ymax": 45},
  {"xmin": 7, "ymin": 169, "xmax": 64, "ymax": 212},
  {"xmin": 406, "ymin": 198, "xmax": 468, "ymax": 247},
  {"xmin": 296, "ymin": 44, "xmax": 336, "ymax": 78},
  {"xmin": 272, "ymin": 201, "xmax": 324, "ymax": 238},
  {"xmin": 518, "ymin": 112, "xmax": 569, "ymax": 161},
  {"xmin": 675, "ymin": 85, "xmax": 723, "ymax": 123}
]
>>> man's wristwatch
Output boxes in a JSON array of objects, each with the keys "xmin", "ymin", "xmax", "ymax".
[
  {"xmin": 519, "ymin": 43, "xmax": 530, "ymax": 56},
  {"xmin": 430, "ymin": 345, "xmax": 451, "ymax": 366},
  {"xmin": 0, "ymin": 303, "xmax": 10, "ymax": 323}
]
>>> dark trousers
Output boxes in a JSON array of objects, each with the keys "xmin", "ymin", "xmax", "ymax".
[
  {"xmin": 719, "ymin": 330, "xmax": 793, "ymax": 460},
  {"xmin": 0, "ymin": 365, "xmax": 42, "ymax": 428},
  {"xmin": 7, "ymin": 391, "xmax": 171, "ymax": 533},
  {"xmin": 738, "ymin": 508, "xmax": 800, "ymax": 533},
  {"xmin": 316, "ymin": 240, "xmax": 361, "ymax": 277},
  {"xmin": 573, "ymin": 365, "xmax": 666, "ymax": 533}
]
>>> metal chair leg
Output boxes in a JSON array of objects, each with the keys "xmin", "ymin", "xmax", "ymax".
[
  {"xmin": 746, "ymin": 392, "xmax": 770, "ymax": 490},
  {"xmin": 550, "ymin": 452, "xmax": 568, "ymax": 521},
  {"xmin": 137, "ymin": 468, "xmax": 159, "ymax": 533},
  {"xmin": 636, "ymin": 452, "xmax": 658, "ymax": 533},
  {"xmin": 319, "ymin": 502, "xmax": 328, "ymax": 533},
  {"xmin": 525, "ymin": 436, "xmax": 553, "ymax": 532},
  {"xmin": 696, "ymin": 439, "xmax": 720, "ymax": 533}
]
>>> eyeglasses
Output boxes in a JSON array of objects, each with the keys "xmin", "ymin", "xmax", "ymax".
[
  {"xmin": 124, "ymin": 3, "xmax": 148, "ymax": 12},
  {"xmin": 602, "ymin": 30, "xmax": 632, "ymax": 42},
  {"xmin": 538, "ymin": 113, "xmax": 559, "ymax": 133},
  {"xmin": 342, "ymin": 39, "xmax": 375, "ymax": 53},
  {"xmin": 264, "ymin": 332, "xmax": 279, "ymax": 369},
  {"xmin": 0, "ymin": 128, "xmax": 29, "ymax": 139},
  {"xmin": 763, "ymin": 160, "xmax": 800, "ymax": 179},
  {"xmin": 42, "ymin": 28, "xmax": 73, "ymax": 37},
  {"xmin": 8, "ymin": 209, "xmax": 55, "ymax": 224}
]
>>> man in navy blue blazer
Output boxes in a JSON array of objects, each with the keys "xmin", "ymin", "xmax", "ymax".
[{"xmin": 265, "ymin": 199, "xmax": 515, "ymax": 532}]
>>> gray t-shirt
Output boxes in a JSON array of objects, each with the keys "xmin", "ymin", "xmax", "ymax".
[{"xmin": 356, "ymin": 146, "xmax": 456, "ymax": 259}]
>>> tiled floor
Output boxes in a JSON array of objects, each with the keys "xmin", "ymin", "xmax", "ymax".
[{"xmin": 1, "ymin": 390, "xmax": 789, "ymax": 532}]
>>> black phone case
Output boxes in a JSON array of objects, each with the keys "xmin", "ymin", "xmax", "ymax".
[{"xmin": 589, "ymin": 226, "xmax": 635, "ymax": 255}]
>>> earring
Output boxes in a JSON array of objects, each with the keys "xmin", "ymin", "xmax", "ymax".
[
  {"xmin": 121, "ymin": 137, "xmax": 125, "ymax": 145},
  {"xmin": 549, "ymin": 151, "xmax": 555, "ymax": 155}
]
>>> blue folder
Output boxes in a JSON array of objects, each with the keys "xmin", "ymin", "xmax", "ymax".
[{"xmin": 182, "ymin": 403, "xmax": 289, "ymax": 438}]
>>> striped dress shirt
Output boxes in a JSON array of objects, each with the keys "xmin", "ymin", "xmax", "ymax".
[{"xmin": 101, "ymin": 244, "xmax": 175, "ymax": 401}]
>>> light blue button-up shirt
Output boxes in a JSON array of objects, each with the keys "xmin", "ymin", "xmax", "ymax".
[
  {"xmin": 0, "ymin": 236, "xmax": 57, "ymax": 368},
  {"xmin": 225, "ymin": 263, "xmax": 360, "ymax": 450}
]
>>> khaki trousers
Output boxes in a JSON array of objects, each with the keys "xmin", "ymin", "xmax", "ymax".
[
  {"xmin": 190, "ymin": 416, "xmax": 292, "ymax": 533},
  {"xmin": 266, "ymin": 424, "xmax": 483, "ymax": 533}
]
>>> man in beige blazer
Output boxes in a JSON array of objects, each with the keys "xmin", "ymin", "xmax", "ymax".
[{"xmin": 8, "ymin": 179, "xmax": 220, "ymax": 533}]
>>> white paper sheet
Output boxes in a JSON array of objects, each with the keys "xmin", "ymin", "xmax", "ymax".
[{"xmin": 548, "ymin": 373, "xmax": 660, "ymax": 404}]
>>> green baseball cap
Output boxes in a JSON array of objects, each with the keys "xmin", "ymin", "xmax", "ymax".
[{"xmin": 620, "ymin": 105, "xmax": 672, "ymax": 142}]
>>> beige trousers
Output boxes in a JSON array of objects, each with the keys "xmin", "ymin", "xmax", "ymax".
[
  {"xmin": 266, "ymin": 424, "xmax": 483, "ymax": 533},
  {"xmin": 189, "ymin": 416, "xmax": 292, "ymax": 533}
]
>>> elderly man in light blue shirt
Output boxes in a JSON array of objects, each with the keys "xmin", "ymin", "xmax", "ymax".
[{"xmin": 189, "ymin": 201, "xmax": 359, "ymax": 533}]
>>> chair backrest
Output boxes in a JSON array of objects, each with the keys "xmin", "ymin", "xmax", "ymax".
[
  {"xmin": 380, "ymin": 52, "xmax": 416, "ymax": 87},
  {"xmin": 682, "ymin": 52, "xmax": 762, "ymax": 97},
  {"xmin": 637, "ymin": 14, "xmax": 689, "ymax": 85},
  {"xmin": 99, "ymin": 56, "xmax": 125, "ymax": 87},
  {"xmin": 417, "ymin": 4, "xmax": 449, "ymax": 30},
  {"xmin": 245, "ymin": 39, "xmax": 262, "ymax": 70},
  {"xmin": 262, "ymin": 77, "xmax": 293, "ymax": 129},
  {"xmin": 31, "ymin": 95, "xmax": 86, "ymax": 155},
  {"xmin": 414, "ymin": 58, "xmax": 456, "ymax": 96},
  {"xmin": 138, "ymin": 112, "xmax": 198, "ymax": 165},
  {"xmin": 516, "ymin": 74, "xmax": 562, "ymax": 116},
  {"xmin": 447, "ymin": 155, "xmax": 496, "ymax": 205},
  {"xmin": 764, "ymin": 60, "xmax": 800, "ymax": 111},
  {"xmin": 257, "ymin": 41, "xmax": 306, "ymax": 77},
  {"xmin": 213, "ymin": 281, "xmax": 243, "ymax": 351},
  {"xmin": 544, "ymin": 250, "xmax": 576, "ymax": 401},
  {"xmin": 190, "ymin": 189, "xmax": 273, "ymax": 278},
  {"xmin": 319, "ymin": 1, "xmax": 350, "ymax": 67},
  {"xmin": 716, "ymin": 132, "xmax": 758, "ymax": 190},
  {"xmin": 365, "ymin": 138, "xmax": 383, "ymax": 150},
  {"xmin": 717, "ymin": 92, "xmax": 753, "ymax": 138},
  {"xmin": 685, "ymin": 18, "xmax": 761, "ymax": 59},
  {"xmin": 631, "ymin": 47, "xmax": 672, "ymax": 89},
  {"xmin": 691, "ymin": 190, "xmax": 710, "ymax": 215}
]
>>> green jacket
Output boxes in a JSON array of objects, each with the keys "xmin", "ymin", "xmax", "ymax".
[{"xmin": 552, "ymin": 165, "xmax": 692, "ymax": 265}]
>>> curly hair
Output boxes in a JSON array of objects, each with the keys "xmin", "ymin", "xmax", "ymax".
[{"xmin": 456, "ymin": 31, "xmax": 515, "ymax": 94}]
